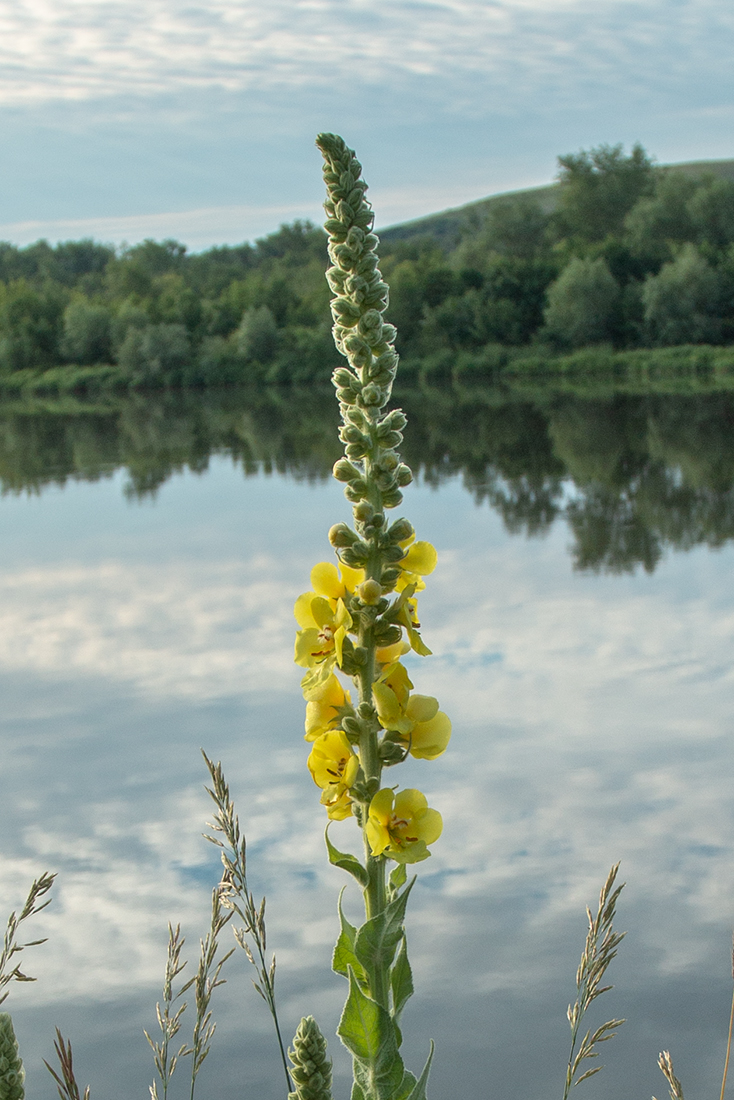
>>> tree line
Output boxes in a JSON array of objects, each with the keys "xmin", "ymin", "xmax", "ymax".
[
  {"xmin": 2, "ymin": 144, "xmax": 734, "ymax": 385},
  {"xmin": 2, "ymin": 385, "xmax": 734, "ymax": 572}
]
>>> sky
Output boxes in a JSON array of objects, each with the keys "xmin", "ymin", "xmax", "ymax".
[{"xmin": 0, "ymin": 0, "xmax": 733, "ymax": 248}]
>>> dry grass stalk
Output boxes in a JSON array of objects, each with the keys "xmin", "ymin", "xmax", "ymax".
[
  {"xmin": 720, "ymin": 934, "xmax": 734, "ymax": 1100},
  {"xmin": 144, "ymin": 923, "xmax": 192, "ymax": 1100},
  {"xmin": 188, "ymin": 886, "xmax": 234, "ymax": 1100},
  {"xmin": 0, "ymin": 873, "xmax": 55, "ymax": 1006},
  {"xmin": 654, "ymin": 1049, "xmax": 685, "ymax": 1100},
  {"xmin": 43, "ymin": 1029, "xmax": 90, "ymax": 1100},
  {"xmin": 202, "ymin": 751, "xmax": 293, "ymax": 1094},
  {"xmin": 562, "ymin": 863, "xmax": 626, "ymax": 1100}
]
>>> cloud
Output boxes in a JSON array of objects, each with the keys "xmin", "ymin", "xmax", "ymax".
[
  {"xmin": 0, "ymin": 0, "xmax": 732, "ymax": 110},
  {"xmin": 0, "ymin": 181, "xmax": 495, "ymax": 248}
]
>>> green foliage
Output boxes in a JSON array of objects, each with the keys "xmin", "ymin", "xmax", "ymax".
[
  {"xmin": 0, "ymin": 1014, "xmax": 24, "ymax": 1100},
  {"xmin": 554, "ymin": 143, "xmax": 655, "ymax": 243},
  {"xmin": 543, "ymin": 258, "xmax": 620, "ymax": 348},
  {"xmin": 3, "ymin": 144, "xmax": 734, "ymax": 378},
  {"xmin": 642, "ymin": 244, "xmax": 721, "ymax": 346},
  {"xmin": 60, "ymin": 300, "xmax": 113, "ymax": 364}
]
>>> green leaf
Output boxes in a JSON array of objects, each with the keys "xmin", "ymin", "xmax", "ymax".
[
  {"xmin": 325, "ymin": 825, "xmax": 369, "ymax": 887},
  {"xmin": 351, "ymin": 1082, "xmax": 366, "ymax": 1100},
  {"xmin": 354, "ymin": 879, "xmax": 414, "ymax": 990},
  {"xmin": 338, "ymin": 968, "xmax": 405, "ymax": 1100},
  {"xmin": 333, "ymin": 889, "xmax": 369, "ymax": 987},
  {"xmin": 388, "ymin": 864, "xmax": 407, "ymax": 899},
  {"xmin": 403, "ymin": 1041, "xmax": 434, "ymax": 1100},
  {"xmin": 396, "ymin": 1071, "xmax": 418, "ymax": 1100},
  {"xmin": 390, "ymin": 935, "xmax": 414, "ymax": 1023}
]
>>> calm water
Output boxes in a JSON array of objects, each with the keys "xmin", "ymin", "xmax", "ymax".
[{"xmin": 2, "ymin": 383, "xmax": 734, "ymax": 1100}]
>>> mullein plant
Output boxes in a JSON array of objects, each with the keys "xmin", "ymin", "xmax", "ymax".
[{"xmin": 289, "ymin": 133, "xmax": 451, "ymax": 1100}]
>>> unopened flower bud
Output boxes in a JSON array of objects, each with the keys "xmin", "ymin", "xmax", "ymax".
[
  {"xmin": 333, "ymin": 458, "xmax": 360, "ymax": 482},
  {"xmin": 396, "ymin": 464, "xmax": 413, "ymax": 487},
  {"xmin": 385, "ymin": 517, "xmax": 414, "ymax": 543},
  {"xmin": 353, "ymin": 501, "xmax": 374, "ymax": 523},
  {"xmin": 381, "ymin": 488, "xmax": 403, "ymax": 509},
  {"xmin": 357, "ymin": 579, "xmax": 382, "ymax": 605},
  {"xmin": 361, "ymin": 384, "xmax": 383, "ymax": 406},
  {"xmin": 329, "ymin": 523, "xmax": 358, "ymax": 548}
]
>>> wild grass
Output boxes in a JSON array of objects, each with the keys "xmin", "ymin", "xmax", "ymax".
[
  {"xmin": 0, "ymin": 872, "xmax": 55, "ymax": 1007},
  {"xmin": 202, "ymin": 751, "xmax": 293, "ymax": 1095},
  {"xmin": 43, "ymin": 1030, "xmax": 90, "ymax": 1100},
  {"xmin": 3, "ymin": 799, "xmax": 734, "ymax": 1100},
  {"xmin": 563, "ymin": 863, "xmax": 625, "ymax": 1099}
]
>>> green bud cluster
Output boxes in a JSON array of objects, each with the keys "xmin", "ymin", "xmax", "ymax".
[
  {"xmin": 0, "ymin": 1014, "xmax": 25, "ymax": 1100},
  {"xmin": 288, "ymin": 1016, "xmax": 333, "ymax": 1100},
  {"xmin": 316, "ymin": 133, "xmax": 413, "ymax": 522}
]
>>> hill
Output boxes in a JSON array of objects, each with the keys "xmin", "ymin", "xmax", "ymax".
[{"xmin": 379, "ymin": 158, "xmax": 734, "ymax": 250}]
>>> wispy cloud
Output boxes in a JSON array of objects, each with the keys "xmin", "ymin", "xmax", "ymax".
[{"xmin": 0, "ymin": 0, "xmax": 731, "ymax": 108}]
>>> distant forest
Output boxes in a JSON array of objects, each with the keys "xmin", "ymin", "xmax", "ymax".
[{"xmin": 3, "ymin": 143, "xmax": 734, "ymax": 387}]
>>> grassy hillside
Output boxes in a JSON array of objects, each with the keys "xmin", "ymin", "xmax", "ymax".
[{"xmin": 379, "ymin": 158, "xmax": 734, "ymax": 249}]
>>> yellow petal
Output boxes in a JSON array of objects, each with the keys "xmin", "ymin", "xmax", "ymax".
[
  {"xmin": 405, "ymin": 694, "xmax": 438, "ymax": 724},
  {"xmin": 311, "ymin": 562, "xmax": 345, "ymax": 599},
  {"xmin": 394, "ymin": 788, "xmax": 427, "ymax": 818},
  {"xmin": 339, "ymin": 563, "xmax": 365, "ymax": 592},
  {"xmin": 366, "ymin": 816, "xmax": 390, "ymax": 855},
  {"xmin": 401, "ymin": 541, "xmax": 437, "ymax": 576},
  {"xmin": 416, "ymin": 807, "xmax": 443, "ymax": 845},
  {"xmin": 375, "ymin": 640, "xmax": 410, "ymax": 665},
  {"xmin": 310, "ymin": 596, "xmax": 335, "ymax": 629},
  {"xmin": 372, "ymin": 681, "xmax": 402, "ymax": 726},
  {"xmin": 295, "ymin": 628, "xmax": 322, "ymax": 668},
  {"xmin": 294, "ymin": 592, "xmax": 318, "ymax": 628},
  {"xmin": 410, "ymin": 711, "xmax": 452, "ymax": 760},
  {"xmin": 369, "ymin": 787, "xmax": 394, "ymax": 827}
]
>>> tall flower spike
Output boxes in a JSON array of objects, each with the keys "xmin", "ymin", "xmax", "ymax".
[
  {"xmin": 0, "ymin": 1013, "xmax": 25, "ymax": 1100},
  {"xmin": 316, "ymin": 132, "xmax": 412, "ymax": 514},
  {"xmin": 288, "ymin": 1016, "xmax": 333, "ymax": 1100}
]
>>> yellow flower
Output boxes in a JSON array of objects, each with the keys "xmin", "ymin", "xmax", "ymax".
[
  {"xmin": 294, "ymin": 561, "xmax": 364, "ymax": 670},
  {"xmin": 307, "ymin": 730, "xmax": 360, "ymax": 820},
  {"xmin": 372, "ymin": 663, "xmax": 451, "ymax": 760},
  {"xmin": 396, "ymin": 538, "xmax": 437, "ymax": 594},
  {"xmin": 366, "ymin": 788, "xmax": 442, "ymax": 863},
  {"xmin": 375, "ymin": 639, "xmax": 410, "ymax": 666},
  {"xmin": 304, "ymin": 673, "xmax": 351, "ymax": 741}
]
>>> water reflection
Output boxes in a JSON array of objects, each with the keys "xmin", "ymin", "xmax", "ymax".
[{"xmin": 2, "ymin": 383, "xmax": 734, "ymax": 571}]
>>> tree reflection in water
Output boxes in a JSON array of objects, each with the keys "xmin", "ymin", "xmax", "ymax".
[{"xmin": 2, "ymin": 382, "xmax": 734, "ymax": 573}]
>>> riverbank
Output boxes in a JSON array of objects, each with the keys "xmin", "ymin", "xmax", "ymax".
[{"xmin": 3, "ymin": 341, "xmax": 734, "ymax": 397}]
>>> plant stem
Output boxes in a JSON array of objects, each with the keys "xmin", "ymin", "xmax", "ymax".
[{"xmin": 720, "ymin": 936, "xmax": 734, "ymax": 1100}]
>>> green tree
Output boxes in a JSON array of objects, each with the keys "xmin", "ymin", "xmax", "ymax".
[
  {"xmin": 624, "ymin": 171, "xmax": 698, "ymax": 266},
  {"xmin": 554, "ymin": 143, "xmax": 655, "ymax": 243},
  {"xmin": 0, "ymin": 279, "xmax": 66, "ymax": 370},
  {"xmin": 60, "ymin": 299, "xmax": 113, "ymax": 364},
  {"xmin": 543, "ymin": 257, "xmax": 620, "ymax": 347},
  {"xmin": 117, "ymin": 323, "xmax": 191, "ymax": 383},
  {"xmin": 642, "ymin": 243, "xmax": 721, "ymax": 346},
  {"xmin": 688, "ymin": 177, "xmax": 734, "ymax": 252},
  {"xmin": 234, "ymin": 306, "xmax": 278, "ymax": 363}
]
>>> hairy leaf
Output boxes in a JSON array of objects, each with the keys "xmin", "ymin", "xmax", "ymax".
[
  {"xmin": 333, "ymin": 890, "xmax": 369, "ymax": 988},
  {"xmin": 325, "ymin": 827, "xmax": 369, "ymax": 888},
  {"xmin": 403, "ymin": 1042, "xmax": 434, "ymax": 1100},
  {"xmin": 390, "ymin": 936, "xmax": 414, "ymax": 1023},
  {"xmin": 338, "ymin": 969, "xmax": 404, "ymax": 1100},
  {"xmin": 354, "ymin": 880, "xmax": 414, "ymax": 990}
]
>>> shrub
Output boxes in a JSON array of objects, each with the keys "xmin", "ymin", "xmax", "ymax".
[
  {"xmin": 543, "ymin": 257, "xmax": 620, "ymax": 348},
  {"xmin": 60, "ymin": 299, "xmax": 113, "ymax": 364},
  {"xmin": 642, "ymin": 244, "xmax": 721, "ymax": 346}
]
